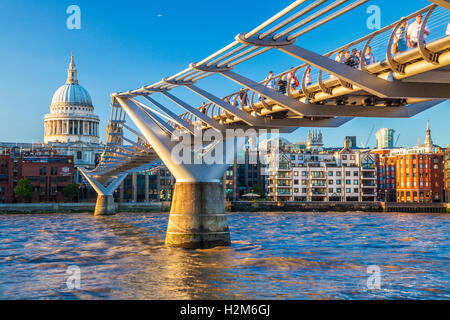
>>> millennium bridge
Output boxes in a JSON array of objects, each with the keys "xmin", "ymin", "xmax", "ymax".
[{"xmin": 80, "ymin": 0, "xmax": 450, "ymax": 248}]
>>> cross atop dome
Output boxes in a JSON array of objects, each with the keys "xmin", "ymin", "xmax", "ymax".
[{"xmin": 66, "ymin": 52, "xmax": 78, "ymax": 84}]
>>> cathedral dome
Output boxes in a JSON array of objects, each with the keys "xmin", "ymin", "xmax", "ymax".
[
  {"xmin": 44, "ymin": 53, "xmax": 101, "ymax": 146},
  {"xmin": 51, "ymin": 83, "xmax": 93, "ymax": 107},
  {"xmin": 50, "ymin": 53, "xmax": 93, "ymax": 108}
]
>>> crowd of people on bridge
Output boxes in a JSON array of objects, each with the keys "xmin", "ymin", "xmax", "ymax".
[
  {"xmin": 196, "ymin": 14, "xmax": 448, "ymax": 114},
  {"xmin": 392, "ymin": 14, "xmax": 431, "ymax": 54}
]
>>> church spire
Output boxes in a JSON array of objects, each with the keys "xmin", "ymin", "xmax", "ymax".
[
  {"xmin": 424, "ymin": 119, "xmax": 433, "ymax": 151},
  {"xmin": 66, "ymin": 52, "xmax": 78, "ymax": 84}
]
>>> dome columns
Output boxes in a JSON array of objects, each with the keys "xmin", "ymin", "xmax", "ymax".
[{"xmin": 44, "ymin": 117, "xmax": 100, "ymax": 143}]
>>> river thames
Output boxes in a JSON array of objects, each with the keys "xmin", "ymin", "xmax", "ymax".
[{"xmin": 0, "ymin": 211, "xmax": 448, "ymax": 299}]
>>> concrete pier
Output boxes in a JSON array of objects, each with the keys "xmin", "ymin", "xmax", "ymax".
[
  {"xmin": 94, "ymin": 194, "xmax": 116, "ymax": 216},
  {"xmin": 165, "ymin": 182, "xmax": 230, "ymax": 249}
]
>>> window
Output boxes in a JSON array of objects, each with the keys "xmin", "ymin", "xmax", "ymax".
[
  {"xmin": 311, "ymin": 171, "xmax": 324, "ymax": 178},
  {"xmin": 294, "ymin": 180, "xmax": 299, "ymax": 185},
  {"xmin": 346, "ymin": 180, "xmax": 351, "ymax": 185},
  {"xmin": 328, "ymin": 180, "xmax": 333, "ymax": 185},
  {"xmin": 77, "ymin": 151, "xmax": 82, "ymax": 160},
  {"xmin": 302, "ymin": 171, "xmax": 307, "ymax": 176},
  {"xmin": 294, "ymin": 171, "xmax": 299, "ymax": 176},
  {"xmin": 328, "ymin": 188, "xmax": 333, "ymax": 193},
  {"xmin": 354, "ymin": 188, "xmax": 358, "ymax": 193},
  {"xmin": 346, "ymin": 188, "xmax": 351, "ymax": 193},
  {"xmin": 336, "ymin": 179, "xmax": 341, "ymax": 185},
  {"xmin": 336, "ymin": 172, "xmax": 341, "ymax": 177},
  {"xmin": 354, "ymin": 180, "xmax": 358, "ymax": 185},
  {"xmin": 336, "ymin": 188, "xmax": 341, "ymax": 193},
  {"xmin": 342, "ymin": 155, "xmax": 347, "ymax": 160},
  {"xmin": 346, "ymin": 171, "xmax": 350, "ymax": 176},
  {"xmin": 328, "ymin": 171, "xmax": 333, "ymax": 176}
]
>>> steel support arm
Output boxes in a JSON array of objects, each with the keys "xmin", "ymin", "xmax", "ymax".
[
  {"xmin": 131, "ymin": 99, "xmax": 176, "ymax": 135},
  {"xmin": 219, "ymin": 69, "xmax": 320, "ymax": 116},
  {"xmin": 122, "ymin": 123, "xmax": 146, "ymax": 140},
  {"xmin": 79, "ymin": 168, "xmax": 128, "ymax": 196},
  {"xmin": 194, "ymin": 64, "xmax": 439, "ymax": 118},
  {"xmin": 185, "ymin": 84, "xmax": 263, "ymax": 126},
  {"xmin": 277, "ymin": 44, "xmax": 450, "ymax": 99},
  {"xmin": 116, "ymin": 97, "xmax": 198, "ymax": 181},
  {"xmin": 142, "ymin": 95, "xmax": 195, "ymax": 134},
  {"xmin": 161, "ymin": 91, "xmax": 226, "ymax": 131}
]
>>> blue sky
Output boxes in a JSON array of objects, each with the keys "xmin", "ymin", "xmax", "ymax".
[{"xmin": 0, "ymin": 0, "xmax": 448, "ymax": 148}]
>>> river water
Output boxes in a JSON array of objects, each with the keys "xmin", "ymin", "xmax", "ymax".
[{"xmin": 0, "ymin": 211, "xmax": 448, "ymax": 299}]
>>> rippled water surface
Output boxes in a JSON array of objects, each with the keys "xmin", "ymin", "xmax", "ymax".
[{"xmin": 0, "ymin": 211, "xmax": 448, "ymax": 299}]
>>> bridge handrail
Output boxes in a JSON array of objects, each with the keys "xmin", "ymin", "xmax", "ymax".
[{"xmin": 161, "ymin": 3, "xmax": 449, "ymax": 127}]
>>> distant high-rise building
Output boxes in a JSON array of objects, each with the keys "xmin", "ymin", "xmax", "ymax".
[
  {"xmin": 375, "ymin": 128, "xmax": 395, "ymax": 149},
  {"xmin": 345, "ymin": 136, "xmax": 357, "ymax": 148}
]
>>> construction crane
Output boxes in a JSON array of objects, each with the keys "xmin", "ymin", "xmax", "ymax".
[
  {"xmin": 360, "ymin": 124, "xmax": 376, "ymax": 148},
  {"xmin": 394, "ymin": 133, "xmax": 400, "ymax": 147}
]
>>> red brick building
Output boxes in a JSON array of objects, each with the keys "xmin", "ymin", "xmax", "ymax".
[
  {"xmin": 443, "ymin": 146, "xmax": 450, "ymax": 202},
  {"xmin": 0, "ymin": 153, "xmax": 15, "ymax": 203},
  {"xmin": 0, "ymin": 149, "xmax": 74, "ymax": 203},
  {"xmin": 20, "ymin": 151, "xmax": 74, "ymax": 202},
  {"xmin": 376, "ymin": 153, "xmax": 397, "ymax": 202},
  {"xmin": 395, "ymin": 153, "xmax": 443, "ymax": 203},
  {"xmin": 375, "ymin": 121, "xmax": 444, "ymax": 203}
]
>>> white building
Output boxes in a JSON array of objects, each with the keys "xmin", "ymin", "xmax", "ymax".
[
  {"xmin": 43, "ymin": 54, "xmax": 104, "ymax": 182},
  {"xmin": 267, "ymin": 140, "xmax": 377, "ymax": 202},
  {"xmin": 375, "ymin": 128, "xmax": 395, "ymax": 149}
]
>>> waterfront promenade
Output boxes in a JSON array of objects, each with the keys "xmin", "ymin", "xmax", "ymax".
[{"xmin": 0, "ymin": 201, "xmax": 448, "ymax": 214}]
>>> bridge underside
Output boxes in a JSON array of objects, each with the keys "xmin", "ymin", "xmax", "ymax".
[{"xmin": 83, "ymin": 1, "xmax": 450, "ymax": 248}]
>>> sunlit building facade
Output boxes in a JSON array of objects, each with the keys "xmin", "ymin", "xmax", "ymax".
[
  {"xmin": 444, "ymin": 146, "xmax": 450, "ymax": 202},
  {"xmin": 376, "ymin": 121, "xmax": 444, "ymax": 203},
  {"xmin": 266, "ymin": 140, "xmax": 378, "ymax": 202},
  {"xmin": 375, "ymin": 128, "xmax": 395, "ymax": 149}
]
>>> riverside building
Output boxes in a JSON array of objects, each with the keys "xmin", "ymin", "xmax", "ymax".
[
  {"xmin": 445, "ymin": 146, "xmax": 450, "ymax": 202},
  {"xmin": 266, "ymin": 139, "xmax": 378, "ymax": 202},
  {"xmin": 0, "ymin": 149, "xmax": 74, "ymax": 203},
  {"xmin": 376, "ymin": 121, "xmax": 444, "ymax": 203}
]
